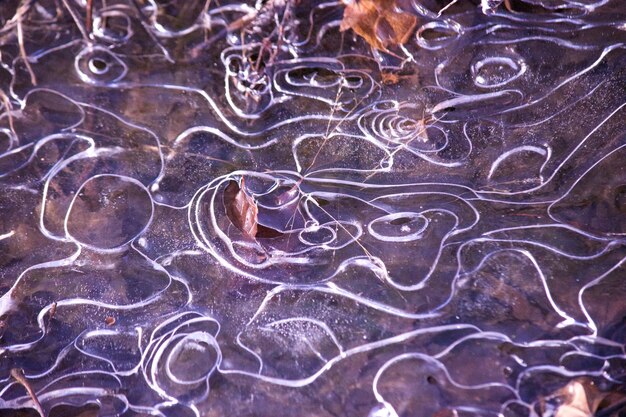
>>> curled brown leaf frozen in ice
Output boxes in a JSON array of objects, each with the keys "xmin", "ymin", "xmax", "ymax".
[
  {"xmin": 552, "ymin": 379, "xmax": 626, "ymax": 417},
  {"xmin": 224, "ymin": 177, "xmax": 259, "ymax": 238}
]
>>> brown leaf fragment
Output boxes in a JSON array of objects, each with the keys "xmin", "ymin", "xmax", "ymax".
[
  {"xmin": 256, "ymin": 224, "xmax": 284, "ymax": 239},
  {"xmin": 381, "ymin": 69, "xmax": 419, "ymax": 85},
  {"xmin": 45, "ymin": 302, "xmax": 56, "ymax": 335},
  {"xmin": 381, "ymin": 71, "xmax": 400, "ymax": 85},
  {"xmin": 224, "ymin": 177, "xmax": 258, "ymax": 238},
  {"xmin": 556, "ymin": 380, "xmax": 594, "ymax": 417},
  {"xmin": 10, "ymin": 368, "xmax": 46, "ymax": 417},
  {"xmin": 104, "ymin": 316, "xmax": 116, "ymax": 326},
  {"xmin": 554, "ymin": 379, "xmax": 626, "ymax": 417},
  {"xmin": 340, "ymin": 0, "xmax": 417, "ymax": 50}
]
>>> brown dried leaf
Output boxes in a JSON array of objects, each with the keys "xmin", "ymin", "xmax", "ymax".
[
  {"xmin": 556, "ymin": 381, "xmax": 594, "ymax": 417},
  {"xmin": 381, "ymin": 70, "xmax": 400, "ymax": 85},
  {"xmin": 555, "ymin": 379, "xmax": 626, "ymax": 417},
  {"xmin": 381, "ymin": 69, "xmax": 419, "ymax": 85},
  {"xmin": 224, "ymin": 177, "xmax": 258, "ymax": 238},
  {"xmin": 340, "ymin": 0, "xmax": 417, "ymax": 50}
]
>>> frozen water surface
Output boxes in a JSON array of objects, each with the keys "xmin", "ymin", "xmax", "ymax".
[{"xmin": 0, "ymin": 0, "xmax": 625, "ymax": 416}]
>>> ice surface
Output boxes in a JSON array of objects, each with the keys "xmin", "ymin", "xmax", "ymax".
[{"xmin": 0, "ymin": 0, "xmax": 625, "ymax": 416}]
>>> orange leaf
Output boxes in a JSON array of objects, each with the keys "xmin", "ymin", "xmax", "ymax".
[
  {"xmin": 381, "ymin": 70, "xmax": 400, "ymax": 84},
  {"xmin": 555, "ymin": 381, "xmax": 594, "ymax": 417},
  {"xmin": 224, "ymin": 177, "xmax": 258, "ymax": 238},
  {"xmin": 554, "ymin": 379, "xmax": 626, "ymax": 417},
  {"xmin": 340, "ymin": 0, "xmax": 417, "ymax": 50}
]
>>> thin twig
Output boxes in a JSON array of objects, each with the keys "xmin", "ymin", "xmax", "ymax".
[
  {"xmin": 60, "ymin": 0, "xmax": 90, "ymax": 41},
  {"xmin": 304, "ymin": 80, "xmax": 344, "ymax": 173},
  {"xmin": 305, "ymin": 79, "xmax": 369, "ymax": 174},
  {"xmin": 0, "ymin": 88, "xmax": 17, "ymax": 136},
  {"xmin": 10, "ymin": 368, "xmax": 46, "ymax": 417},
  {"xmin": 85, "ymin": 0, "xmax": 94, "ymax": 36},
  {"xmin": 129, "ymin": 0, "xmax": 175, "ymax": 63},
  {"xmin": 16, "ymin": 0, "xmax": 37, "ymax": 85},
  {"xmin": 310, "ymin": 196, "xmax": 377, "ymax": 262}
]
